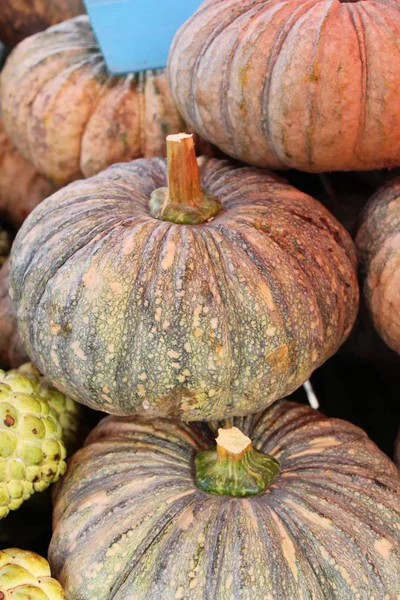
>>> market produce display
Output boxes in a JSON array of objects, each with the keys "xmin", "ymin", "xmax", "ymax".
[
  {"xmin": 0, "ymin": 16, "xmax": 207, "ymax": 185},
  {"xmin": 0, "ymin": 116, "xmax": 56, "ymax": 227},
  {"xmin": 50, "ymin": 400, "xmax": 400, "ymax": 599},
  {"xmin": 356, "ymin": 178, "xmax": 400, "ymax": 354},
  {"xmin": 0, "ymin": 259, "xmax": 29, "ymax": 370},
  {"xmin": 0, "ymin": 0, "xmax": 85, "ymax": 47},
  {"xmin": 0, "ymin": 369, "xmax": 67, "ymax": 519},
  {"xmin": 0, "ymin": 1, "xmax": 399, "ymax": 597},
  {"xmin": 0, "ymin": 548, "xmax": 65, "ymax": 599},
  {"xmin": 169, "ymin": 0, "xmax": 400, "ymax": 173},
  {"xmin": 10, "ymin": 135, "xmax": 358, "ymax": 421}
]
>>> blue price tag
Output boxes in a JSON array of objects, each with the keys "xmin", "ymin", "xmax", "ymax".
[{"xmin": 83, "ymin": 0, "xmax": 203, "ymax": 74}]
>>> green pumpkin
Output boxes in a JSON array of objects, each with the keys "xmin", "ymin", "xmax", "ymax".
[
  {"xmin": 49, "ymin": 399, "xmax": 400, "ymax": 599},
  {"xmin": 10, "ymin": 135, "xmax": 358, "ymax": 421}
]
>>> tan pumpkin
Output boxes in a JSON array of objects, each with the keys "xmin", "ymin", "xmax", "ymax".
[
  {"xmin": 0, "ymin": 259, "xmax": 29, "ymax": 369},
  {"xmin": 0, "ymin": 116, "xmax": 56, "ymax": 227},
  {"xmin": 10, "ymin": 135, "xmax": 358, "ymax": 421},
  {"xmin": 0, "ymin": 16, "xmax": 212, "ymax": 186},
  {"xmin": 49, "ymin": 399, "xmax": 400, "ymax": 599},
  {"xmin": 168, "ymin": 0, "xmax": 400, "ymax": 173},
  {"xmin": 0, "ymin": 0, "xmax": 85, "ymax": 47},
  {"xmin": 356, "ymin": 178, "xmax": 400, "ymax": 354}
]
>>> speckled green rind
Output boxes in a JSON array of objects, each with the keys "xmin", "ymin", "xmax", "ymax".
[
  {"xmin": 0, "ymin": 259, "xmax": 30, "ymax": 370},
  {"xmin": 0, "ymin": 371, "xmax": 67, "ymax": 519},
  {"xmin": 49, "ymin": 400, "xmax": 400, "ymax": 600},
  {"xmin": 196, "ymin": 447, "xmax": 280, "ymax": 497},
  {"xmin": 11, "ymin": 364, "xmax": 82, "ymax": 455},
  {"xmin": 0, "ymin": 548, "xmax": 65, "ymax": 599},
  {"xmin": 356, "ymin": 178, "xmax": 400, "ymax": 354},
  {"xmin": 10, "ymin": 159, "xmax": 358, "ymax": 421}
]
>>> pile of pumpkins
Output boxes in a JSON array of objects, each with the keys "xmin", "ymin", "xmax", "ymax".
[{"xmin": 0, "ymin": 1, "xmax": 399, "ymax": 599}]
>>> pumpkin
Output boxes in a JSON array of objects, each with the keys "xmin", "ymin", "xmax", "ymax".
[
  {"xmin": 168, "ymin": 0, "xmax": 400, "ymax": 173},
  {"xmin": 0, "ymin": 0, "xmax": 85, "ymax": 47},
  {"xmin": 0, "ymin": 259, "xmax": 29, "ymax": 369},
  {"xmin": 0, "ymin": 16, "xmax": 212, "ymax": 186},
  {"xmin": 10, "ymin": 134, "xmax": 359, "ymax": 421},
  {"xmin": 0, "ymin": 116, "xmax": 56, "ymax": 227},
  {"xmin": 49, "ymin": 399, "xmax": 400, "ymax": 599},
  {"xmin": 356, "ymin": 178, "xmax": 400, "ymax": 354}
]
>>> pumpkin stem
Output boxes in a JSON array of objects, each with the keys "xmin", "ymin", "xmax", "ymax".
[
  {"xmin": 195, "ymin": 426, "xmax": 280, "ymax": 497},
  {"xmin": 149, "ymin": 133, "xmax": 223, "ymax": 225}
]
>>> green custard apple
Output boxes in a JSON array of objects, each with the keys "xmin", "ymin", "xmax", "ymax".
[
  {"xmin": 0, "ymin": 369, "xmax": 67, "ymax": 519},
  {"xmin": 0, "ymin": 548, "xmax": 65, "ymax": 599},
  {"xmin": 13, "ymin": 364, "xmax": 82, "ymax": 454}
]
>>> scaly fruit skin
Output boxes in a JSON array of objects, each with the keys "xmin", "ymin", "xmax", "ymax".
[
  {"xmin": 0, "ymin": 548, "xmax": 65, "ymax": 599},
  {"xmin": 0, "ymin": 370, "xmax": 67, "ymax": 519},
  {"xmin": 13, "ymin": 364, "xmax": 82, "ymax": 454}
]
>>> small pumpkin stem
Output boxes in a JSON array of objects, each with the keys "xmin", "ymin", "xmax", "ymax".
[
  {"xmin": 196, "ymin": 426, "xmax": 280, "ymax": 497},
  {"xmin": 149, "ymin": 133, "xmax": 223, "ymax": 225}
]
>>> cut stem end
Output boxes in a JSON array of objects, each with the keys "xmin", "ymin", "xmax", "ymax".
[
  {"xmin": 149, "ymin": 133, "xmax": 222, "ymax": 225},
  {"xmin": 196, "ymin": 426, "xmax": 280, "ymax": 497}
]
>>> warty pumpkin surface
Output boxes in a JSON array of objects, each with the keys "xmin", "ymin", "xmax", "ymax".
[
  {"xmin": 49, "ymin": 399, "xmax": 400, "ymax": 600},
  {"xmin": 0, "ymin": 259, "xmax": 29, "ymax": 369},
  {"xmin": 0, "ymin": 0, "xmax": 85, "ymax": 47},
  {"xmin": 0, "ymin": 16, "xmax": 211, "ymax": 186},
  {"xmin": 0, "ymin": 116, "xmax": 56, "ymax": 227},
  {"xmin": 356, "ymin": 178, "xmax": 400, "ymax": 354},
  {"xmin": 168, "ymin": 0, "xmax": 400, "ymax": 173},
  {"xmin": 10, "ymin": 145, "xmax": 359, "ymax": 421}
]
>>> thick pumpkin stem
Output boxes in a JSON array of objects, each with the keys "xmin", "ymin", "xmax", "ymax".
[
  {"xmin": 149, "ymin": 133, "xmax": 222, "ymax": 225},
  {"xmin": 195, "ymin": 426, "xmax": 280, "ymax": 497}
]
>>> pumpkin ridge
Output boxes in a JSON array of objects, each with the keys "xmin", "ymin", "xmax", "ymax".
[
  {"xmin": 278, "ymin": 488, "xmax": 398, "ymax": 582},
  {"xmin": 304, "ymin": 0, "xmax": 339, "ymax": 167},
  {"xmin": 260, "ymin": 0, "xmax": 321, "ymax": 162},
  {"xmin": 347, "ymin": 5, "xmax": 368, "ymax": 163}
]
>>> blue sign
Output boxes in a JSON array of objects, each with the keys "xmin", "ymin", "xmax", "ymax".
[{"xmin": 83, "ymin": 0, "xmax": 203, "ymax": 74}]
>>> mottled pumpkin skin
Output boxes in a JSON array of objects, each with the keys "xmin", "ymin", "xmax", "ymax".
[
  {"xmin": 0, "ymin": 0, "xmax": 85, "ymax": 47},
  {"xmin": 0, "ymin": 16, "xmax": 198, "ymax": 186},
  {"xmin": 0, "ymin": 259, "xmax": 29, "ymax": 369},
  {"xmin": 356, "ymin": 178, "xmax": 400, "ymax": 354},
  {"xmin": 10, "ymin": 159, "xmax": 358, "ymax": 421},
  {"xmin": 0, "ymin": 116, "xmax": 56, "ymax": 227},
  {"xmin": 169, "ymin": 0, "xmax": 400, "ymax": 173},
  {"xmin": 49, "ymin": 400, "xmax": 400, "ymax": 600}
]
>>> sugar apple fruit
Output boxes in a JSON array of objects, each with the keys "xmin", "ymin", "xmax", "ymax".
[
  {"xmin": 13, "ymin": 364, "xmax": 82, "ymax": 454},
  {"xmin": 0, "ymin": 370, "xmax": 67, "ymax": 519},
  {"xmin": 0, "ymin": 548, "xmax": 65, "ymax": 599}
]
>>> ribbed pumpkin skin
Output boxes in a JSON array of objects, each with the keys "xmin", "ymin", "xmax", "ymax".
[
  {"xmin": 49, "ymin": 400, "xmax": 400, "ymax": 600},
  {"xmin": 356, "ymin": 178, "xmax": 400, "ymax": 354},
  {"xmin": 0, "ymin": 17, "xmax": 190, "ymax": 185},
  {"xmin": 0, "ymin": 260, "xmax": 29, "ymax": 369},
  {"xmin": 10, "ymin": 159, "xmax": 358, "ymax": 421},
  {"xmin": 0, "ymin": 0, "xmax": 84, "ymax": 47},
  {"xmin": 0, "ymin": 116, "xmax": 55, "ymax": 227},
  {"xmin": 169, "ymin": 0, "xmax": 400, "ymax": 173}
]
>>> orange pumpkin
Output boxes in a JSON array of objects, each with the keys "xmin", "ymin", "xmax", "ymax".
[
  {"xmin": 169, "ymin": 0, "xmax": 400, "ymax": 173},
  {"xmin": 0, "ymin": 116, "xmax": 56, "ymax": 227},
  {"xmin": 356, "ymin": 178, "xmax": 400, "ymax": 354},
  {"xmin": 10, "ymin": 135, "xmax": 359, "ymax": 421},
  {"xmin": 0, "ymin": 17, "xmax": 211, "ymax": 186},
  {"xmin": 0, "ymin": 0, "xmax": 85, "ymax": 47}
]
